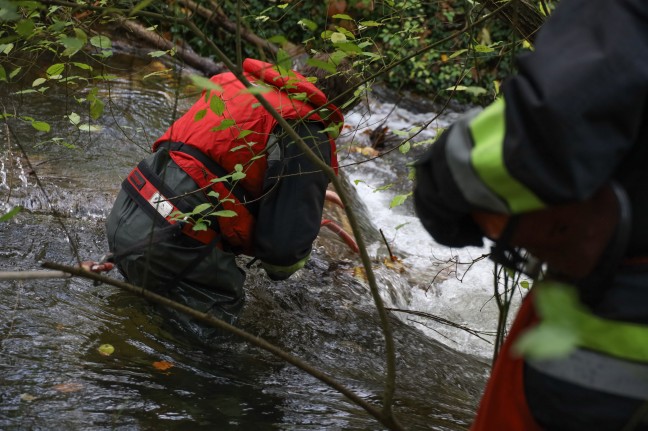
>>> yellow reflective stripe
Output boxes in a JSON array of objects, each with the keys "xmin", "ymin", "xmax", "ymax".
[
  {"xmin": 535, "ymin": 281, "xmax": 648, "ymax": 363},
  {"xmin": 469, "ymin": 98, "xmax": 544, "ymax": 213}
]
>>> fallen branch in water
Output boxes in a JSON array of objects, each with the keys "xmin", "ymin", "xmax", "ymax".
[
  {"xmin": 41, "ymin": 260, "xmax": 405, "ymax": 431},
  {"xmin": 386, "ymin": 307, "xmax": 496, "ymax": 344}
]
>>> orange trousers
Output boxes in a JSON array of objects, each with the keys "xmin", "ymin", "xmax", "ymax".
[{"xmin": 470, "ymin": 292, "xmax": 544, "ymax": 431}]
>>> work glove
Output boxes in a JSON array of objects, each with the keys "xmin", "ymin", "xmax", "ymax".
[
  {"xmin": 261, "ymin": 254, "xmax": 310, "ymax": 281},
  {"xmin": 413, "ymin": 129, "xmax": 484, "ymax": 248}
]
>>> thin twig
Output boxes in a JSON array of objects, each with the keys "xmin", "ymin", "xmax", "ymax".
[
  {"xmin": 386, "ymin": 308, "xmax": 495, "ymax": 344},
  {"xmin": 379, "ymin": 229, "xmax": 396, "ymax": 261}
]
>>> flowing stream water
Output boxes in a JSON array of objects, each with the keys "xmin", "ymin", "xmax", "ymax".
[{"xmin": 0, "ymin": 53, "xmax": 522, "ymax": 430}]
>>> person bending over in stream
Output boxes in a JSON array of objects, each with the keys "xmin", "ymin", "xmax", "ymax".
[
  {"xmin": 106, "ymin": 55, "xmax": 360, "ymax": 336},
  {"xmin": 413, "ymin": 0, "xmax": 648, "ymax": 429}
]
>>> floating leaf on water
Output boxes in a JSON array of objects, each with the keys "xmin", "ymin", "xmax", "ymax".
[
  {"xmin": 353, "ymin": 266, "xmax": 367, "ymax": 281},
  {"xmin": 20, "ymin": 393, "xmax": 37, "ymax": 402},
  {"xmin": 53, "ymin": 382, "xmax": 84, "ymax": 393},
  {"xmin": 97, "ymin": 343, "xmax": 115, "ymax": 356},
  {"xmin": 384, "ymin": 258, "xmax": 406, "ymax": 273},
  {"xmin": 152, "ymin": 360, "xmax": 174, "ymax": 371}
]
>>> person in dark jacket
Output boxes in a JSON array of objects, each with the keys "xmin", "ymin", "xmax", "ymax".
[
  {"xmin": 106, "ymin": 55, "xmax": 360, "ymax": 333},
  {"xmin": 413, "ymin": 0, "xmax": 648, "ymax": 429}
]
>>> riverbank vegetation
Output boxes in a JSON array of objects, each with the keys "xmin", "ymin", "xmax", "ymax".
[{"xmin": 1, "ymin": 0, "xmax": 553, "ymax": 105}]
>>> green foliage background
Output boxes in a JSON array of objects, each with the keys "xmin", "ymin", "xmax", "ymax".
[
  {"xmin": 0, "ymin": 0, "xmax": 555, "ymax": 107},
  {"xmin": 171, "ymin": 0, "xmax": 545, "ymax": 105}
]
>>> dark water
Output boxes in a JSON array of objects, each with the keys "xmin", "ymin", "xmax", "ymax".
[{"xmin": 0, "ymin": 53, "xmax": 489, "ymax": 430}]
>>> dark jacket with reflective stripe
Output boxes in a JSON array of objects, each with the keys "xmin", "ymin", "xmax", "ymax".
[
  {"xmin": 415, "ymin": 0, "xmax": 648, "ymax": 257},
  {"xmin": 414, "ymin": 1, "xmax": 648, "ymax": 427}
]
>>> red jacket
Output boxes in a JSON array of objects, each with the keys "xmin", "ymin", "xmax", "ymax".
[{"xmin": 153, "ymin": 59, "xmax": 342, "ymax": 254}]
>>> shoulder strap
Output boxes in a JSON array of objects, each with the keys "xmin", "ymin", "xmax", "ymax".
[{"xmin": 157, "ymin": 141, "xmax": 259, "ymax": 216}]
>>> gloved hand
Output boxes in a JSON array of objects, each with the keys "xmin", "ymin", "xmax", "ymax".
[
  {"xmin": 413, "ymin": 129, "xmax": 484, "ymax": 248},
  {"xmin": 261, "ymin": 254, "xmax": 310, "ymax": 281}
]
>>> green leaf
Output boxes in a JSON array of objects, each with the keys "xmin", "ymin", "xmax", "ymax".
[
  {"xmin": 375, "ymin": 184, "xmax": 392, "ymax": 192},
  {"xmin": 209, "ymin": 94, "xmax": 225, "ymax": 116},
  {"xmin": 192, "ymin": 203, "xmax": 212, "ymax": 214},
  {"xmin": 333, "ymin": 42, "xmax": 362, "ymax": 54},
  {"xmin": 297, "ymin": 19, "xmax": 317, "ymax": 31},
  {"xmin": 72, "ymin": 62, "xmax": 92, "ymax": 71},
  {"xmin": 73, "ymin": 27, "xmax": 88, "ymax": 44},
  {"xmin": 358, "ymin": 20, "xmax": 381, "ymax": 27},
  {"xmin": 93, "ymin": 74, "xmax": 117, "ymax": 81},
  {"xmin": 142, "ymin": 70, "xmax": 170, "ymax": 80},
  {"xmin": 305, "ymin": 58, "xmax": 336, "ymax": 74},
  {"xmin": 231, "ymin": 171, "xmax": 246, "ymax": 181},
  {"xmin": 237, "ymin": 129, "xmax": 253, "ymax": 140},
  {"xmin": 90, "ymin": 35, "xmax": 112, "ymax": 49},
  {"xmin": 229, "ymin": 145, "xmax": 247, "ymax": 152},
  {"xmin": 398, "ymin": 141, "xmax": 411, "ymax": 154},
  {"xmin": 15, "ymin": 19, "xmax": 36, "ymax": 38},
  {"xmin": 0, "ymin": 65, "xmax": 7, "ymax": 82},
  {"xmin": 267, "ymin": 35, "xmax": 288, "ymax": 45},
  {"xmin": 90, "ymin": 98, "xmax": 104, "ymax": 120},
  {"xmin": 320, "ymin": 123, "xmax": 341, "ymax": 139},
  {"xmin": 242, "ymin": 85, "xmax": 271, "ymax": 95},
  {"xmin": 59, "ymin": 37, "xmax": 84, "ymax": 57},
  {"xmin": 390, "ymin": 193, "xmax": 411, "ymax": 208},
  {"xmin": 0, "ymin": 43, "xmax": 14, "ymax": 55},
  {"xmin": 189, "ymin": 75, "xmax": 223, "ymax": 92},
  {"xmin": 330, "ymin": 32, "xmax": 347, "ymax": 43},
  {"xmin": 276, "ymin": 49, "xmax": 292, "ymax": 72},
  {"xmin": 32, "ymin": 77, "xmax": 46, "ymax": 87},
  {"xmin": 9, "ymin": 66, "xmax": 21, "ymax": 80},
  {"xmin": 474, "ymin": 44, "xmax": 494, "ymax": 53},
  {"xmin": 13, "ymin": 89, "xmax": 37, "ymax": 95},
  {"xmin": 78, "ymin": 124, "xmax": 101, "ymax": 132},
  {"xmin": 0, "ymin": 206, "xmax": 22, "ymax": 221},
  {"xmin": 31, "ymin": 121, "xmax": 50, "ymax": 132},
  {"xmin": 194, "ymin": 109, "xmax": 207, "ymax": 122},
  {"xmin": 449, "ymin": 48, "xmax": 468, "ymax": 59},
  {"xmin": 445, "ymin": 85, "xmax": 487, "ymax": 96},
  {"xmin": 192, "ymin": 221, "xmax": 208, "ymax": 231},
  {"xmin": 332, "ymin": 14, "xmax": 353, "ymax": 20},
  {"xmin": 0, "ymin": 0, "xmax": 19, "ymax": 21},
  {"xmin": 512, "ymin": 324, "xmax": 579, "ymax": 360},
  {"xmin": 148, "ymin": 50, "xmax": 168, "ymax": 58},
  {"xmin": 67, "ymin": 112, "xmax": 81, "ymax": 125},
  {"xmin": 46, "ymin": 63, "xmax": 65, "ymax": 78},
  {"xmin": 211, "ymin": 210, "xmax": 237, "ymax": 218},
  {"xmin": 210, "ymin": 119, "xmax": 235, "ymax": 132}
]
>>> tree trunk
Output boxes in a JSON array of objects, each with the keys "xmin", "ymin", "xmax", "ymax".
[{"xmin": 118, "ymin": 17, "xmax": 226, "ymax": 76}]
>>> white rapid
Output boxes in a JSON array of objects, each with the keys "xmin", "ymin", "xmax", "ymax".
[{"xmin": 337, "ymin": 91, "xmax": 523, "ymax": 359}]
